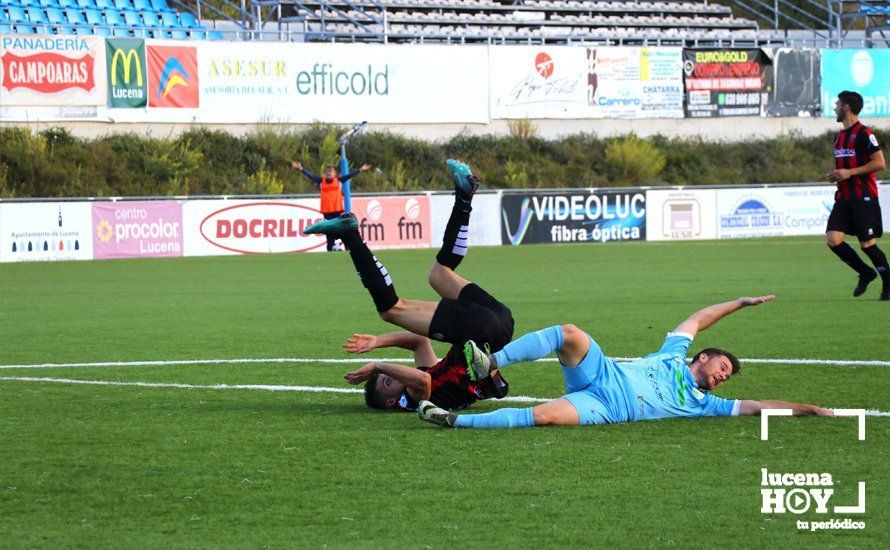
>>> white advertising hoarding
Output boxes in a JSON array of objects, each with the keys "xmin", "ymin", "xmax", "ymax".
[
  {"xmin": 881, "ymin": 183, "xmax": 890, "ymax": 230},
  {"xmin": 717, "ymin": 186, "xmax": 836, "ymax": 239},
  {"xmin": 191, "ymin": 42, "xmax": 490, "ymax": 124},
  {"xmin": 0, "ymin": 34, "xmax": 107, "ymax": 107},
  {"xmin": 182, "ymin": 199, "xmax": 328, "ymax": 256},
  {"xmin": 489, "ymin": 46, "xmax": 587, "ymax": 119},
  {"xmin": 645, "ymin": 189, "xmax": 718, "ymax": 241},
  {"xmin": 430, "ymin": 193, "xmax": 502, "ymax": 248},
  {"xmin": 0, "ymin": 202, "xmax": 94, "ymax": 262},
  {"xmin": 777, "ymin": 186, "xmax": 835, "ymax": 237},
  {"xmin": 587, "ymin": 46, "xmax": 684, "ymax": 119}
]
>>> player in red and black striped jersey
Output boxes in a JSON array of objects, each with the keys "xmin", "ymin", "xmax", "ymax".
[
  {"xmin": 826, "ymin": 91, "xmax": 888, "ymax": 300},
  {"xmin": 305, "ymin": 160, "xmax": 514, "ymax": 412},
  {"xmin": 342, "ymin": 332, "xmax": 509, "ymax": 412}
]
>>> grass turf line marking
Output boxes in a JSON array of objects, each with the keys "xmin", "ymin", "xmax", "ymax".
[
  {"xmin": 1, "ymin": 356, "xmax": 889, "ymax": 370},
  {"xmin": 1, "ymin": 376, "xmax": 888, "ymax": 417}
]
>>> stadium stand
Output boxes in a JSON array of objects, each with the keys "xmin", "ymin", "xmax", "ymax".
[
  {"xmin": 2, "ymin": 0, "xmax": 881, "ymax": 45},
  {"xmin": 0, "ymin": 0, "xmax": 224, "ymax": 38},
  {"xmin": 264, "ymin": 0, "xmax": 761, "ymax": 44},
  {"xmin": 828, "ymin": 0, "xmax": 890, "ymax": 46}
]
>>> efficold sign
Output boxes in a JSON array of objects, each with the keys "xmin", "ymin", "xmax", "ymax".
[
  {"xmin": 106, "ymin": 38, "xmax": 146, "ymax": 108},
  {"xmin": 183, "ymin": 200, "xmax": 326, "ymax": 256}
]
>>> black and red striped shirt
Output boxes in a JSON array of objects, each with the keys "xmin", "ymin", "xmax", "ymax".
[
  {"xmin": 395, "ymin": 347, "xmax": 500, "ymax": 412},
  {"xmin": 833, "ymin": 121, "xmax": 882, "ymax": 201}
]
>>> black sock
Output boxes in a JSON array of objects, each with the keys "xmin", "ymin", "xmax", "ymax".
[
  {"xmin": 862, "ymin": 244, "xmax": 890, "ymax": 284},
  {"xmin": 830, "ymin": 242, "xmax": 873, "ymax": 276},
  {"xmin": 340, "ymin": 230, "xmax": 399, "ymax": 312},
  {"xmin": 435, "ymin": 197, "xmax": 472, "ymax": 270}
]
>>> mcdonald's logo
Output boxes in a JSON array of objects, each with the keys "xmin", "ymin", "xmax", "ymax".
[
  {"xmin": 106, "ymin": 38, "xmax": 147, "ymax": 108},
  {"xmin": 111, "ymin": 48, "xmax": 142, "ymax": 86}
]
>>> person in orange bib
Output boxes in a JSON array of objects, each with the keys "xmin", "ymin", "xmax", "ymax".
[{"xmin": 292, "ymin": 161, "xmax": 371, "ymax": 251}]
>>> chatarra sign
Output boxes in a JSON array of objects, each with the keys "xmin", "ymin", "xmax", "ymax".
[{"xmin": 198, "ymin": 201, "xmax": 326, "ymax": 254}]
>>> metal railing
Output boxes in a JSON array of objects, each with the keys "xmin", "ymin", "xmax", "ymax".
[{"xmin": 4, "ymin": 181, "xmax": 880, "ymax": 204}]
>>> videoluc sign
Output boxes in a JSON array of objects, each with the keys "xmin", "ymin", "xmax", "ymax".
[{"xmin": 501, "ymin": 191, "xmax": 647, "ymax": 245}]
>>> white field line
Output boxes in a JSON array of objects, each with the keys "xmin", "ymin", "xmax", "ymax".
[
  {"xmin": 1, "ymin": 356, "xmax": 889, "ymax": 370},
  {"xmin": 1, "ymin": 376, "xmax": 888, "ymax": 417}
]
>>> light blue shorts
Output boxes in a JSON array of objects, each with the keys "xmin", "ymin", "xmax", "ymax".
[{"xmin": 559, "ymin": 335, "xmax": 620, "ymax": 426}]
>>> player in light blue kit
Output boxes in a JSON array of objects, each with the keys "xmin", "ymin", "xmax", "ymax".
[{"xmin": 417, "ymin": 295, "xmax": 834, "ymax": 428}]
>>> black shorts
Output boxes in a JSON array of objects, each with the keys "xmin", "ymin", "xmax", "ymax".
[
  {"xmin": 827, "ymin": 199, "xmax": 884, "ymax": 241},
  {"xmin": 427, "ymin": 283, "xmax": 514, "ymax": 353}
]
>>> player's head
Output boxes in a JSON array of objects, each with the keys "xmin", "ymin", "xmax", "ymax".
[
  {"xmin": 364, "ymin": 372, "xmax": 405, "ymax": 410},
  {"xmin": 690, "ymin": 348, "xmax": 740, "ymax": 390},
  {"xmin": 835, "ymin": 91, "xmax": 864, "ymax": 121},
  {"xmin": 324, "ymin": 165, "xmax": 338, "ymax": 179}
]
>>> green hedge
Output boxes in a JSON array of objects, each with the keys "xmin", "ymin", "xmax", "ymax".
[{"xmin": 0, "ymin": 124, "xmax": 885, "ymax": 198}]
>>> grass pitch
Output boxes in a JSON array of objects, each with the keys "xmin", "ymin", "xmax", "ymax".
[{"xmin": 0, "ymin": 237, "xmax": 887, "ymax": 548}]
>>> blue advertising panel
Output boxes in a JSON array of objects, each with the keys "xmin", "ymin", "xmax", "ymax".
[{"xmin": 821, "ymin": 49, "xmax": 890, "ymax": 118}]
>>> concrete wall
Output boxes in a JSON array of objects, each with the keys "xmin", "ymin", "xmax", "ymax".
[{"xmin": 4, "ymin": 116, "xmax": 890, "ymax": 142}]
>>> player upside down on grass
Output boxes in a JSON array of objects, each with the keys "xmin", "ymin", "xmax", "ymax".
[
  {"xmin": 304, "ymin": 160, "xmax": 513, "ymax": 412},
  {"xmin": 417, "ymin": 295, "xmax": 835, "ymax": 428}
]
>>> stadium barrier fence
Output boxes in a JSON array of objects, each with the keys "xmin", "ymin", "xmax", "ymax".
[
  {"xmin": 2, "ymin": 34, "xmax": 889, "ymax": 123},
  {"xmin": 1, "ymin": 182, "xmax": 887, "ymax": 263}
]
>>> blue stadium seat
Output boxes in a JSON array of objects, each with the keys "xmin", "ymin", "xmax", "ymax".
[
  {"xmin": 189, "ymin": 29, "xmax": 205, "ymax": 39},
  {"xmin": 0, "ymin": 11, "xmax": 7, "ymax": 22},
  {"xmin": 132, "ymin": 0, "xmax": 151, "ymax": 12},
  {"xmin": 27, "ymin": 7, "xmax": 49, "ymax": 24},
  {"xmin": 112, "ymin": 26, "xmax": 129, "ymax": 36},
  {"xmin": 14, "ymin": 24, "xmax": 38, "ymax": 33},
  {"xmin": 113, "ymin": 0, "xmax": 132, "ymax": 11},
  {"xmin": 38, "ymin": 0, "xmax": 61, "ymax": 8},
  {"xmin": 84, "ymin": 7, "xmax": 101, "ymax": 25},
  {"xmin": 0, "ymin": 23, "xmax": 11, "ymax": 33},
  {"xmin": 121, "ymin": 8, "xmax": 144, "ymax": 35},
  {"xmin": 64, "ymin": 7, "xmax": 85, "ymax": 24},
  {"xmin": 141, "ymin": 10, "xmax": 159, "ymax": 27},
  {"xmin": 95, "ymin": 0, "xmax": 113, "ymax": 9},
  {"xmin": 7, "ymin": 6, "xmax": 28, "ymax": 23},
  {"xmin": 7, "ymin": 7, "xmax": 28, "ymax": 22},
  {"xmin": 18, "ymin": 0, "xmax": 40, "ymax": 8},
  {"xmin": 102, "ymin": 9, "xmax": 123, "ymax": 25},
  {"xmin": 122, "ymin": 9, "xmax": 139, "ymax": 26},
  {"xmin": 57, "ymin": 0, "xmax": 77, "ymax": 9},
  {"xmin": 179, "ymin": 11, "xmax": 198, "ymax": 28},
  {"xmin": 150, "ymin": 0, "xmax": 173, "ymax": 12},
  {"xmin": 148, "ymin": 28, "xmax": 165, "ymax": 38},
  {"xmin": 208, "ymin": 29, "xmax": 223, "ymax": 40},
  {"xmin": 159, "ymin": 11, "xmax": 177, "ymax": 27},
  {"xmin": 76, "ymin": 0, "xmax": 98, "ymax": 9},
  {"xmin": 45, "ymin": 6, "xmax": 65, "ymax": 24},
  {"xmin": 169, "ymin": 28, "xmax": 187, "ymax": 38}
]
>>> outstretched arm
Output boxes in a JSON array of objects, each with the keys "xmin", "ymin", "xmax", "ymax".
[
  {"xmin": 339, "ymin": 164, "xmax": 371, "ymax": 184},
  {"xmin": 739, "ymin": 399, "xmax": 834, "ymax": 416},
  {"xmin": 344, "ymin": 361, "xmax": 432, "ymax": 401},
  {"xmin": 291, "ymin": 161, "xmax": 322, "ymax": 185},
  {"xmin": 343, "ymin": 332, "xmax": 437, "ymax": 367},
  {"xmin": 672, "ymin": 295, "xmax": 775, "ymax": 339}
]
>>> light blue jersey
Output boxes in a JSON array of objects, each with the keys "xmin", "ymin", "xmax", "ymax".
[{"xmin": 561, "ymin": 332, "xmax": 740, "ymax": 425}]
